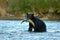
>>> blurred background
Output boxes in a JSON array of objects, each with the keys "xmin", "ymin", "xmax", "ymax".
[{"xmin": 0, "ymin": 0, "xmax": 60, "ymax": 20}]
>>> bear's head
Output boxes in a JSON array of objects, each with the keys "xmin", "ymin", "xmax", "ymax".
[
  {"xmin": 26, "ymin": 13, "xmax": 35, "ymax": 26},
  {"xmin": 26, "ymin": 13, "xmax": 34, "ymax": 19}
]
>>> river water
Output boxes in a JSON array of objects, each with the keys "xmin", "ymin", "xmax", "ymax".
[{"xmin": 0, "ymin": 20, "xmax": 60, "ymax": 40}]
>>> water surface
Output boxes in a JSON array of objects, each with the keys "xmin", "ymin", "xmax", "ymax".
[{"xmin": 0, "ymin": 20, "xmax": 60, "ymax": 40}]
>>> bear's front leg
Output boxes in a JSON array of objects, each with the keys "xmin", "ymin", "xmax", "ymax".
[{"xmin": 28, "ymin": 23, "xmax": 34, "ymax": 32}]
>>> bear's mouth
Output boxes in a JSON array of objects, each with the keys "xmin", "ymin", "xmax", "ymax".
[
  {"xmin": 21, "ymin": 19, "xmax": 35, "ymax": 27},
  {"xmin": 28, "ymin": 19, "xmax": 35, "ymax": 26}
]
